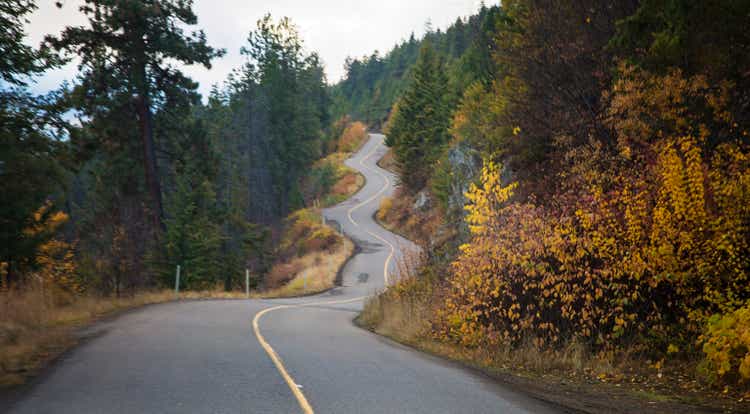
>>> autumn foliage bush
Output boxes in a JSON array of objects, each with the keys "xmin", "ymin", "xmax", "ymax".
[
  {"xmin": 700, "ymin": 304, "xmax": 750, "ymax": 385},
  {"xmin": 435, "ymin": 66, "xmax": 750, "ymax": 386},
  {"xmin": 337, "ymin": 121, "xmax": 368, "ymax": 153},
  {"xmin": 278, "ymin": 208, "xmax": 340, "ymax": 259}
]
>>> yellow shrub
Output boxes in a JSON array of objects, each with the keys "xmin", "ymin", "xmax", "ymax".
[
  {"xmin": 338, "ymin": 121, "xmax": 367, "ymax": 153},
  {"xmin": 700, "ymin": 304, "xmax": 750, "ymax": 384},
  {"xmin": 377, "ymin": 197, "xmax": 393, "ymax": 222},
  {"xmin": 279, "ymin": 208, "xmax": 340, "ymax": 258},
  {"xmin": 23, "ymin": 203, "xmax": 79, "ymax": 293}
]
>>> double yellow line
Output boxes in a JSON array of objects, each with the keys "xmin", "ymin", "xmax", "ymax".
[{"xmin": 252, "ymin": 135, "xmax": 396, "ymax": 414}]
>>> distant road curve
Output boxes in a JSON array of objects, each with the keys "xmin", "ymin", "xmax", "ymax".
[{"xmin": 7, "ymin": 134, "xmax": 561, "ymax": 414}]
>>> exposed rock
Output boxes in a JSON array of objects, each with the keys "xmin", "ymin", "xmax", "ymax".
[
  {"xmin": 413, "ymin": 190, "xmax": 431, "ymax": 211},
  {"xmin": 446, "ymin": 141, "xmax": 481, "ymax": 213}
]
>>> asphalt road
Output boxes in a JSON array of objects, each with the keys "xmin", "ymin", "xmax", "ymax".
[{"xmin": 7, "ymin": 134, "xmax": 563, "ymax": 414}]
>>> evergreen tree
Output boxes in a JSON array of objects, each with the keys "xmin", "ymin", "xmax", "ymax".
[
  {"xmin": 0, "ymin": 0, "xmax": 67, "ymax": 285},
  {"xmin": 236, "ymin": 14, "xmax": 329, "ymax": 215},
  {"xmin": 48, "ymin": 0, "xmax": 224, "ymax": 234},
  {"xmin": 163, "ymin": 166, "xmax": 222, "ymax": 290},
  {"xmin": 385, "ymin": 41, "xmax": 451, "ymax": 191}
]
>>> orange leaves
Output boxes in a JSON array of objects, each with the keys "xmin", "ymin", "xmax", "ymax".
[{"xmin": 337, "ymin": 121, "xmax": 368, "ymax": 153}]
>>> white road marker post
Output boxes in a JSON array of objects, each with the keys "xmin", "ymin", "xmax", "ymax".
[
  {"xmin": 174, "ymin": 264, "xmax": 181, "ymax": 297},
  {"xmin": 245, "ymin": 269, "xmax": 250, "ymax": 298}
]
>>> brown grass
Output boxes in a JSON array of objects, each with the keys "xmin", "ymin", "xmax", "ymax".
[
  {"xmin": 259, "ymin": 237, "xmax": 354, "ymax": 298},
  {"xmin": 331, "ymin": 172, "xmax": 364, "ymax": 200},
  {"xmin": 0, "ymin": 287, "xmax": 247, "ymax": 387},
  {"xmin": 374, "ymin": 188, "xmax": 445, "ymax": 245},
  {"xmin": 376, "ymin": 148, "xmax": 397, "ymax": 173}
]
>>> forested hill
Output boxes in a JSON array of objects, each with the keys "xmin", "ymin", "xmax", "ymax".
[
  {"xmin": 1, "ymin": 5, "xmax": 334, "ymax": 295},
  {"xmin": 330, "ymin": 4, "xmax": 502, "ymax": 128}
]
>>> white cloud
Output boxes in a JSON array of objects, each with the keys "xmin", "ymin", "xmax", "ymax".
[{"xmin": 25, "ymin": 0, "xmax": 487, "ymax": 98}]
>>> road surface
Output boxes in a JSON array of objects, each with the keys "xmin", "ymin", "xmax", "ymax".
[{"xmin": 7, "ymin": 134, "xmax": 563, "ymax": 414}]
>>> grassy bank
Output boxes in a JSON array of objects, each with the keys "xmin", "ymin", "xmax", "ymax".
[{"xmin": 259, "ymin": 237, "xmax": 354, "ymax": 298}]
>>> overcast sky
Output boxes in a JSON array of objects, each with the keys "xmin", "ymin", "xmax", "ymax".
[{"xmin": 25, "ymin": 0, "xmax": 488, "ymax": 98}]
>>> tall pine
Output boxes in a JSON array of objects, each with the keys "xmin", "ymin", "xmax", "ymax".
[
  {"xmin": 48, "ymin": 0, "xmax": 223, "ymax": 234},
  {"xmin": 1, "ymin": 0, "xmax": 67, "ymax": 286},
  {"xmin": 385, "ymin": 41, "xmax": 451, "ymax": 191}
]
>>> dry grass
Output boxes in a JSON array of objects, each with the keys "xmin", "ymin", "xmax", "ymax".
[
  {"xmin": 377, "ymin": 148, "xmax": 397, "ymax": 173},
  {"xmin": 359, "ymin": 250, "xmax": 430, "ymax": 340},
  {"xmin": 259, "ymin": 237, "xmax": 354, "ymax": 298},
  {"xmin": 331, "ymin": 172, "xmax": 364, "ymax": 201},
  {"xmin": 337, "ymin": 121, "xmax": 368, "ymax": 153},
  {"xmin": 359, "ymin": 287, "xmax": 430, "ymax": 342},
  {"xmin": 0, "ymin": 287, "xmax": 247, "ymax": 387},
  {"xmin": 374, "ymin": 188, "xmax": 445, "ymax": 245}
]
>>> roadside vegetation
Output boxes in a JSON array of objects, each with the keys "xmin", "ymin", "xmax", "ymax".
[{"xmin": 345, "ymin": 1, "xmax": 750, "ymax": 410}]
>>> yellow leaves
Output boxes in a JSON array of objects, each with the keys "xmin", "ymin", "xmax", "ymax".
[
  {"xmin": 22, "ymin": 202, "xmax": 79, "ymax": 292},
  {"xmin": 337, "ymin": 121, "xmax": 368, "ymax": 152},
  {"xmin": 24, "ymin": 202, "xmax": 69, "ymax": 238},
  {"xmin": 700, "ymin": 304, "xmax": 750, "ymax": 384},
  {"xmin": 438, "ymin": 67, "xmax": 749, "ymax": 372},
  {"xmin": 464, "ymin": 161, "xmax": 517, "ymax": 236}
]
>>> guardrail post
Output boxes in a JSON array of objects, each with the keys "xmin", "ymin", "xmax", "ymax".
[
  {"xmin": 175, "ymin": 264, "xmax": 181, "ymax": 297},
  {"xmin": 245, "ymin": 268, "xmax": 250, "ymax": 298}
]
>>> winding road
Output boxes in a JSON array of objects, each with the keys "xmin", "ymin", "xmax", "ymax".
[{"xmin": 6, "ymin": 134, "xmax": 562, "ymax": 413}]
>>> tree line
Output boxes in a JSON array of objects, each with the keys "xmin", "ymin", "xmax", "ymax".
[
  {"xmin": 1, "ymin": 1, "xmax": 331, "ymax": 295},
  {"xmin": 330, "ymin": 5, "xmax": 501, "ymax": 129}
]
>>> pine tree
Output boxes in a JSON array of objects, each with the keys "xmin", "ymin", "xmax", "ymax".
[
  {"xmin": 237, "ymin": 14, "xmax": 328, "ymax": 215},
  {"xmin": 48, "ymin": 0, "xmax": 224, "ymax": 234},
  {"xmin": 385, "ymin": 41, "xmax": 451, "ymax": 191},
  {"xmin": 163, "ymin": 168, "xmax": 222, "ymax": 290},
  {"xmin": 1, "ymin": 0, "xmax": 67, "ymax": 286}
]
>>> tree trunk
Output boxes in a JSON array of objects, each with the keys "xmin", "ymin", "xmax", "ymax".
[
  {"xmin": 3, "ymin": 257, "xmax": 17, "ymax": 289},
  {"xmin": 1, "ymin": 258, "xmax": 9, "ymax": 291},
  {"xmin": 115, "ymin": 264, "xmax": 121, "ymax": 298},
  {"xmin": 136, "ymin": 96, "xmax": 165, "ymax": 233}
]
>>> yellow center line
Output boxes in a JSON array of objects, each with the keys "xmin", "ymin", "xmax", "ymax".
[
  {"xmin": 252, "ymin": 296, "xmax": 365, "ymax": 414},
  {"xmin": 253, "ymin": 135, "xmax": 395, "ymax": 414},
  {"xmin": 345, "ymin": 137, "xmax": 396, "ymax": 286}
]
